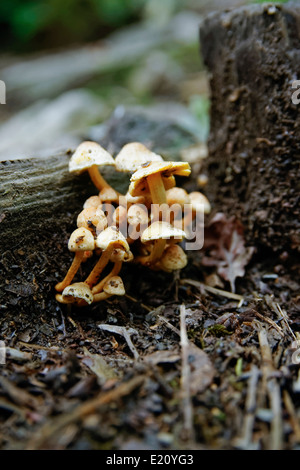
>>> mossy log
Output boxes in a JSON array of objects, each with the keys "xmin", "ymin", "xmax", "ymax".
[{"xmin": 200, "ymin": 2, "xmax": 300, "ymax": 253}]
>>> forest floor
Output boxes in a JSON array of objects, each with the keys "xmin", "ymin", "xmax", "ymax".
[{"xmin": 0, "ymin": 2, "xmax": 299, "ymax": 452}]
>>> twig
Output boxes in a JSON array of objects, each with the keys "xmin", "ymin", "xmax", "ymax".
[
  {"xmin": 283, "ymin": 390, "xmax": 300, "ymax": 444},
  {"xmin": 234, "ymin": 365, "xmax": 260, "ymax": 449},
  {"xmin": 26, "ymin": 374, "xmax": 146, "ymax": 450},
  {"xmin": 179, "ymin": 304, "xmax": 194, "ymax": 441},
  {"xmin": 181, "ymin": 278, "xmax": 244, "ymax": 302},
  {"xmin": 158, "ymin": 315, "xmax": 181, "ymax": 337},
  {"xmin": 125, "ymin": 294, "xmax": 152, "ymax": 312},
  {"xmin": 253, "ymin": 310, "xmax": 285, "ymax": 337},
  {"xmin": 98, "ymin": 324, "xmax": 140, "ymax": 359},
  {"xmin": 258, "ymin": 328, "xmax": 283, "ymax": 450},
  {"xmin": 265, "ymin": 295, "xmax": 296, "ymax": 340}
]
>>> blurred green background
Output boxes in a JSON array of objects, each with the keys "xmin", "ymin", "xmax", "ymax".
[
  {"xmin": 0, "ymin": 0, "xmax": 288, "ymax": 53},
  {"xmin": 0, "ymin": 0, "xmax": 289, "ymax": 159}
]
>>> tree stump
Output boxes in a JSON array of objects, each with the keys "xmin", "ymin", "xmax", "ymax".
[{"xmin": 200, "ymin": 2, "xmax": 300, "ymax": 254}]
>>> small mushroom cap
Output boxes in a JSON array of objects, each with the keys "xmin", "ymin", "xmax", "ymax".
[
  {"xmin": 99, "ymin": 187, "xmax": 119, "ymax": 203},
  {"xmin": 189, "ymin": 191, "xmax": 211, "ymax": 214},
  {"xmin": 103, "ymin": 276, "xmax": 125, "ymax": 296},
  {"xmin": 159, "ymin": 244, "xmax": 188, "ymax": 272},
  {"xmin": 68, "ymin": 227, "xmax": 95, "ymax": 252},
  {"xmin": 131, "ymin": 161, "xmax": 191, "ymax": 182},
  {"xmin": 112, "ymin": 205, "xmax": 128, "ymax": 227},
  {"xmin": 127, "ymin": 204, "xmax": 149, "ymax": 226},
  {"xmin": 110, "ymin": 248, "xmax": 134, "ymax": 262},
  {"xmin": 125, "ymin": 191, "xmax": 152, "ymax": 206},
  {"xmin": 69, "ymin": 141, "xmax": 115, "ymax": 173},
  {"xmin": 128, "ymin": 174, "xmax": 176, "ymax": 197},
  {"xmin": 141, "ymin": 221, "xmax": 186, "ymax": 243},
  {"xmin": 83, "ymin": 195, "xmax": 102, "ymax": 209},
  {"xmin": 166, "ymin": 187, "xmax": 190, "ymax": 207},
  {"xmin": 96, "ymin": 226, "xmax": 130, "ymax": 252},
  {"xmin": 62, "ymin": 282, "xmax": 94, "ymax": 305},
  {"xmin": 115, "ymin": 142, "xmax": 163, "ymax": 173},
  {"xmin": 128, "ymin": 161, "xmax": 190, "ymax": 197},
  {"xmin": 77, "ymin": 207, "xmax": 107, "ymax": 232}
]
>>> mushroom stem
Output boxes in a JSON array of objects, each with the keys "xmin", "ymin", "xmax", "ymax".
[
  {"xmin": 135, "ymin": 238, "xmax": 166, "ymax": 266},
  {"xmin": 92, "ymin": 261, "xmax": 122, "ymax": 294},
  {"xmin": 55, "ymin": 251, "xmax": 85, "ymax": 292},
  {"xmin": 88, "ymin": 165, "xmax": 111, "ymax": 191},
  {"xmin": 147, "ymin": 172, "xmax": 167, "ymax": 205},
  {"xmin": 85, "ymin": 248, "xmax": 112, "ymax": 287},
  {"xmin": 93, "ymin": 291, "xmax": 111, "ymax": 303},
  {"xmin": 55, "ymin": 293, "xmax": 75, "ymax": 304}
]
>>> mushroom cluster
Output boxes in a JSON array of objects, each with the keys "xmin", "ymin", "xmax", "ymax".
[{"xmin": 55, "ymin": 141, "xmax": 210, "ymax": 306}]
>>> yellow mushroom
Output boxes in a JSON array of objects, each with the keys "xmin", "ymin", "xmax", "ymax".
[
  {"xmin": 56, "ymin": 282, "xmax": 94, "ymax": 306},
  {"xmin": 128, "ymin": 161, "xmax": 191, "ymax": 211},
  {"xmin": 115, "ymin": 142, "xmax": 163, "ymax": 173},
  {"xmin": 136, "ymin": 221, "xmax": 186, "ymax": 266},
  {"xmin": 69, "ymin": 141, "xmax": 115, "ymax": 191},
  {"xmin": 157, "ymin": 244, "xmax": 188, "ymax": 272},
  {"xmin": 93, "ymin": 276, "xmax": 125, "ymax": 302},
  {"xmin": 83, "ymin": 195, "xmax": 102, "ymax": 209},
  {"xmin": 85, "ymin": 227, "xmax": 130, "ymax": 287},
  {"xmin": 77, "ymin": 206, "xmax": 108, "ymax": 236},
  {"xmin": 55, "ymin": 227, "xmax": 95, "ymax": 292}
]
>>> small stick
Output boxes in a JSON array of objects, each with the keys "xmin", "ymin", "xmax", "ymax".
[
  {"xmin": 258, "ymin": 328, "xmax": 283, "ymax": 450},
  {"xmin": 234, "ymin": 365, "xmax": 260, "ymax": 449},
  {"xmin": 98, "ymin": 324, "xmax": 140, "ymax": 360},
  {"xmin": 253, "ymin": 310, "xmax": 284, "ymax": 337},
  {"xmin": 283, "ymin": 390, "xmax": 300, "ymax": 444},
  {"xmin": 181, "ymin": 278, "xmax": 244, "ymax": 302},
  {"xmin": 179, "ymin": 304, "xmax": 194, "ymax": 441}
]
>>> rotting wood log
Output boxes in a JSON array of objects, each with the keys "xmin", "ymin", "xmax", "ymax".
[
  {"xmin": 200, "ymin": 2, "xmax": 300, "ymax": 254},
  {"xmin": 0, "ymin": 153, "xmax": 95, "ymax": 252}
]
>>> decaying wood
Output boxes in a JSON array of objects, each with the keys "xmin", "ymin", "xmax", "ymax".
[
  {"xmin": 200, "ymin": 2, "xmax": 300, "ymax": 253},
  {"xmin": 0, "ymin": 153, "xmax": 95, "ymax": 252}
]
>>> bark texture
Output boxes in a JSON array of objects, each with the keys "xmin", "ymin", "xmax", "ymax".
[{"xmin": 200, "ymin": 2, "xmax": 300, "ymax": 253}]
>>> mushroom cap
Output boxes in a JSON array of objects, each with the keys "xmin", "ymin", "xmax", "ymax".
[
  {"xmin": 69, "ymin": 141, "xmax": 115, "ymax": 173},
  {"xmin": 128, "ymin": 161, "xmax": 190, "ymax": 197},
  {"xmin": 68, "ymin": 227, "xmax": 95, "ymax": 252},
  {"xmin": 159, "ymin": 244, "xmax": 188, "ymax": 272},
  {"xmin": 189, "ymin": 191, "xmax": 211, "ymax": 214},
  {"xmin": 125, "ymin": 191, "xmax": 152, "ymax": 206},
  {"xmin": 83, "ymin": 195, "xmax": 102, "ymax": 209},
  {"xmin": 131, "ymin": 161, "xmax": 191, "ymax": 182},
  {"xmin": 110, "ymin": 248, "xmax": 134, "ymax": 263},
  {"xmin": 99, "ymin": 187, "xmax": 119, "ymax": 203},
  {"xmin": 103, "ymin": 276, "xmax": 125, "ymax": 296},
  {"xmin": 127, "ymin": 204, "xmax": 149, "ymax": 226},
  {"xmin": 166, "ymin": 187, "xmax": 190, "ymax": 207},
  {"xmin": 141, "ymin": 221, "xmax": 186, "ymax": 243},
  {"xmin": 96, "ymin": 226, "xmax": 130, "ymax": 252},
  {"xmin": 128, "ymin": 174, "xmax": 176, "ymax": 197},
  {"xmin": 77, "ymin": 207, "xmax": 107, "ymax": 232},
  {"xmin": 112, "ymin": 205, "xmax": 128, "ymax": 226},
  {"xmin": 62, "ymin": 282, "xmax": 94, "ymax": 305},
  {"xmin": 115, "ymin": 142, "xmax": 163, "ymax": 173}
]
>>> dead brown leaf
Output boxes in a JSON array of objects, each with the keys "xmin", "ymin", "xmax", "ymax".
[{"xmin": 202, "ymin": 212, "xmax": 255, "ymax": 292}]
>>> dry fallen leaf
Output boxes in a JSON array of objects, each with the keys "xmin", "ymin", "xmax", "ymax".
[
  {"xmin": 187, "ymin": 343, "xmax": 215, "ymax": 395},
  {"xmin": 202, "ymin": 212, "xmax": 255, "ymax": 292}
]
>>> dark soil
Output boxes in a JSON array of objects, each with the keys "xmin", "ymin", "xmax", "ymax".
[{"xmin": 0, "ymin": 158, "xmax": 299, "ymax": 450}]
